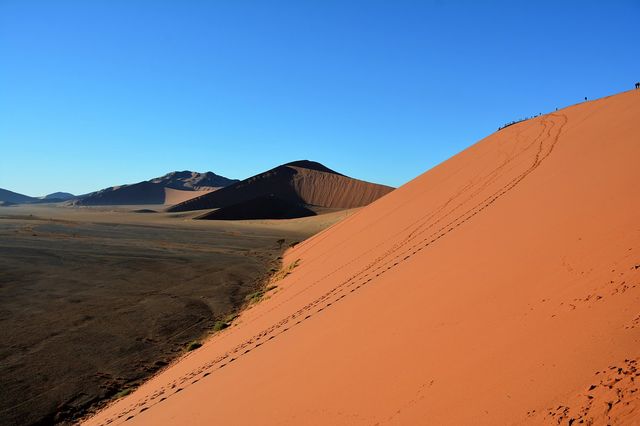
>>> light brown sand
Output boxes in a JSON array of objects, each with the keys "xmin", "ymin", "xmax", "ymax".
[
  {"xmin": 86, "ymin": 90, "xmax": 640, "ymax": 425},
  {"xmin": 163, "ymin": 188, "xmax": 216, "ymax": 205}
]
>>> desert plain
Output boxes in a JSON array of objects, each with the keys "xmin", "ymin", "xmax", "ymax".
[{"xmin": 0, "ymin": 204, "xmax": 352, "ymax": 424}]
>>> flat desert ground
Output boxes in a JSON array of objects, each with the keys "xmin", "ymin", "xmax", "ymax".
[
  {"xmin": 86, "ymin": 90, "xmax": 639, "ymax": 425},
  {"xmin": 0, "ymin": 204, "xmax": 352, "ymax": 425}
]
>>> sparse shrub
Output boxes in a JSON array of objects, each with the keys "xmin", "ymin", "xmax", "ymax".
[
  {"xmin": 289, "ymin": 259, "xmax": 300, "ymax": 270},
  {"xmin": 186, "ymin": 341, "xmax": 202, "ymax": 351},
  {"xmin": 244, "ymin": 285, "xmax": 278, "ymax": 305},
  {"xmin": 212, "ymin": 313, "xmax": 239, "ymax": 332},
  {"xmin": 114, "ymin": 388, "xmax": 132, "ymax": 399},
  {"xmin": 212, "ymin": 321, "xmax": 228, "ymax": 332},
  {"xmin": 269, "ymin": 259, "xmax": 301, "ymax": 284},
  {"xmin": 224, "ymin": 313, "xmax": 238, "ymax": 323}
]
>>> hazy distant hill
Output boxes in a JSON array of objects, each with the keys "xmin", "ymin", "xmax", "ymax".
[
  {"xmin": 0, "ymin": 188, "xmax": 38, "ymax": 203},
  {"xmin": 42, "ymin": 192, "xmax": 75, "ymax": 201},
  {"xmin": 74, "ymin": 171, "xmax": 238, "ymax": 206}
]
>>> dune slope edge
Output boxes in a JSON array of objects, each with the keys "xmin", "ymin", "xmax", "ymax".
[{"xmin": 85, "ymin": 90, "xmax": 640, "ymax": 425}]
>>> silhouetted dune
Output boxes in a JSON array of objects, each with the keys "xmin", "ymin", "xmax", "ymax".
[
  {"xmin": 167, "ymin": 160, "xmax": 393, "ymax": 213},
  {"xmin": 197, "ymin": 195, "xmax": 316, "ymax": 220}
]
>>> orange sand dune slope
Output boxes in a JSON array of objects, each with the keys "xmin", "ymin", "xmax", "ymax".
[{"xmin": 86, "ymin": 90, "xmax": 640, "ymax": 426}]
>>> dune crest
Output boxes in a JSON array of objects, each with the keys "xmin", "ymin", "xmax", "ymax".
[{"xmin": 85, "ymin": 90, "xmax": 640, "ymax": 425}]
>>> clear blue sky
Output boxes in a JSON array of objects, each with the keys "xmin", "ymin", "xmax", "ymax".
[{"xmin": 1, "ymin": 1, "xmax": 638, "ymax": 196}]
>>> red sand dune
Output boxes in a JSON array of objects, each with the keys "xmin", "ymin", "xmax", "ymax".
[
  {"xmin": 85, "ymin": 90, "xmax": 640, "ymax": 425},
  {"xmin": 167, "ymin": 160, "xmax": 394, "ymax": 212},
  {"xmin": 163, "ymin": 187, "xmax": 218, "ymax": 206}
]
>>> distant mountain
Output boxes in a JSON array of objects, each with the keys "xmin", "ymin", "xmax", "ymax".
[
  {"xmin": 42, "ymin": 192, "xmax": 75, "ymax": 201},
  {"xmin": 74, "ymin": 171, "xmax": 238, "ymax": 206},
  {"xmin": 148, "ymin": 171, "xmax": 235, "ymax": 190},
  {"xmin": 0, "ymin": 188, "xmax": 78, "ymax": 204},
  {"xmin": 0, "ymin": 188, "xmax": 37, "ymax": 204},
  {"xmin": 168, "ymin": 160, "xmax": 394, "ymax": 219}
]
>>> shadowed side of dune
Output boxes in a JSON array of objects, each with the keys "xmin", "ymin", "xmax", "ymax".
[
  {"xmin": 197, "ymin": 196, "xmax": 317, "ymax": 220},
  {"xmin": 169, "ymin": 166, "xmax": 303, "ymax": 212},
  {"xmin": 167, "ymin": 160, "xmax": 394, "ymax": 213},
  {"xmin": 75, "ymin": 182, "xmax": 168, "ymax": 205}
]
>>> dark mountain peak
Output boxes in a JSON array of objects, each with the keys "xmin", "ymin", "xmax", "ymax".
[
  {"xmin": 74, "ymin": 170, "xmax": 237, "ymax": 206},
  {"xmin": 43, "ymin": 192, "xmax": 75, "ymax": 200},
  {"xmin": 283, "ymin": 160, "xmax": 341, "ymax": 175},
  {"xmin": 151, "ymin": 170, "xmax": 238, "ymax": 189},
  {"xmin": 0, "ymin": 188, "xmax": 37, "ymax": 203},
  {"xmin": 158, "ymin": 170, "xmax": 189, "ymax": 178}
]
